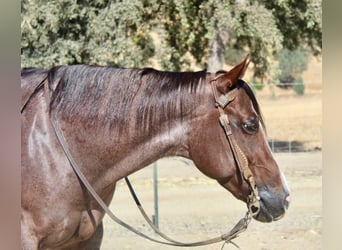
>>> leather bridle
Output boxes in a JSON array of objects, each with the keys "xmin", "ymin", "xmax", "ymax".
[
  {"xmin": 209, "ymin": 78, "xmax": 261, "ymax": 217},
  {"xmin": 22, "ymin": 75, "xmax": 260, "ymax": 248}
]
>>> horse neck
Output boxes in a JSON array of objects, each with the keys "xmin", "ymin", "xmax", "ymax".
[
  {"xmin": 86, "ymin": 110, "xmax": 195, "ymax": 186},
  {"xmin": 115, "ymin": 100, "xmax": 197, "ymax": 167},
  {"xmin": 99, "ymin": 81, "xmax": 209, "ymax": 181},
  {"xmin": 52, "ymin": 67, "xmax": 210, "ymax": 183}
]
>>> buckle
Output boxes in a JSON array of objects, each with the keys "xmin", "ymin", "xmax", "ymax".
[
  {"xmin": 217, "ymin": 94, "xmax": 229, "ymax": 109},
  {"xmin": 219, "ymin": 114, "xmax": 232, "ymax": 135}
]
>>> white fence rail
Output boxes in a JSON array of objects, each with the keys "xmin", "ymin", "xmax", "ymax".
[{"xmin": 268, "ymin": 139, "xmax": 320, "ymax": 153}]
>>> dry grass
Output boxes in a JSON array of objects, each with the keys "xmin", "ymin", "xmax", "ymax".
[
  {"xmin": 253, "ymin": 56, "xmax": 322, "ymax": 150},
  {"xmin": 257, "ymin": 90, "xmax": 321, "ymax": 149}
]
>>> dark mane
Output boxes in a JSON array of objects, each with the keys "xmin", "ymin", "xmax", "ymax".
[
  {"xmin": 48, "ymin": 65, "xmax": 263, "ymax": 137},
  {"xmin": 49, "ymin": 65, "xmax": 207, "ymax": 136},
  {"xmin": 137, "ymin": 68, "xmax": 207, "ymax": 132},
  {"xmin": 21, "ymin": 67, "xmax": 48, "ymax": 78}
]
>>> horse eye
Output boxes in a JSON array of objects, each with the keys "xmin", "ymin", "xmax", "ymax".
[{"xmin": 241, "ymin": 119, "xmax": 259, "ymax": 134}]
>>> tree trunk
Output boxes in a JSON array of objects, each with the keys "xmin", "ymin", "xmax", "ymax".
[{"xmin": 207, "ymin": 26, "xmax": 230, "ymax": 73}]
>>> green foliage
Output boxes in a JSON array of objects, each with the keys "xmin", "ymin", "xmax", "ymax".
[
  {"xmin": 261, "ymin": 0, "xmax": 322, "ymax": 55},
  {"xmin": 225, "ymin": 48, "xmax": 248, "ymax": 66},
  {"xmin": 21, "ymin": 0, "xmax": 159, "ymax": 68},
  {"xmin": 228, "ymin": 1, "xmax": 283, "ymax": 80},
  {"xmin": 250, "ymin": 80, "xmax": 265, "ymax": 92},
  {"xmin": 154, "ymin": 0, "xmax": 212, "ymax": 70},
  {"xmin": 278, "ymin": 48, "xmax": 308, "ymax": 84},
  {"xmin": 293, "ymin": 76, "xmax": 305, "ymax": 96},
  {"xmin": 21, "ymin": 0, "xmax": 322, "ymax": 80}
]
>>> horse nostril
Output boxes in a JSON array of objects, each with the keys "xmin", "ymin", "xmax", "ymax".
[{"xmin": 284, "ymin": 195, "xmax": 291, "ymax": 209}]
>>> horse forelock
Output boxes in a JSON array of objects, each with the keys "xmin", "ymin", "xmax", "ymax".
[{"xmin": 49, "ymin": 65, "xmax": 207, "ymax": 136}]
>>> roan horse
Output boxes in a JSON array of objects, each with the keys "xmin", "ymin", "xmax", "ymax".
[{"xmin": 21, "ymin": 56, "xmax": 290, "ymax": 249}]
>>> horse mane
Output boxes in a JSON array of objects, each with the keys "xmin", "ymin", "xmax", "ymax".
[
  {"xmin": 48, "ymin": 65, "xmax": 263, "ymax": 137},
  {"xmin": 21, "ymin": 68, "xmax": 49, "ymax": 81},
  {"xmin": 49, "ymin": 65, "xmax": 207, "ymax": 136}
]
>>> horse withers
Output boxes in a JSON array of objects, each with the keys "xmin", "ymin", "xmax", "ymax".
[{"xmin": 21, "ymin": 56, "xmax": 290, "ymax": 249}]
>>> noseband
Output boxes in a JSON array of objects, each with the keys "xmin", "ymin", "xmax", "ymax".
[{"xmin": 210, "ymin": 78, "xmax": 261, "ymax": 217}]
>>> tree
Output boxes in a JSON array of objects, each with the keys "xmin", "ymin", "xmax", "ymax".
[
  {"xmin": 277, "ymin": 48, "xmax": 308, "ymax": 95},
  {"xmin": 21, "ymin": 0, "xmax": 157, "ymax": 68},
  {"xmin": 156, "ymin": 0, "xmax": 321, "ymax": 78},
  {"xmin": 278, "ymin": 48, "xmax": 308, "ymax": 84},
  {"xmin": 21, "ymin": 0, "xmax": 321, "ymax": 81}
]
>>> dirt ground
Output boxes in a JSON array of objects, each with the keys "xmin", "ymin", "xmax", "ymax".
[{"xmin": 101, "ymin": 152, "xmax": 322, "ymax": 250}]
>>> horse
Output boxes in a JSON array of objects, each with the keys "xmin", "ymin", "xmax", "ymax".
[{"xmin": 21, "ymin": 56, "xmax": 290, "ymax": 249}]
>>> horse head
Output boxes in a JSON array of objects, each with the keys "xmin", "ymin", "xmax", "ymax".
[{"xmin": 188, "ymin": 56, "xmax": 290, "ymax": 222}]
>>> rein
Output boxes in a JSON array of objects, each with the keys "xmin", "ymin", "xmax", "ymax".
[{"xmin": 22, "ymin": 76, "xmax": 259, "ymax": 248}]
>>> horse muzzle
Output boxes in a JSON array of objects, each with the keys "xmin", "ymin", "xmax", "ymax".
[{"xmin": 252, "ymin": 188, "xmax": 290, "ymax": 223}]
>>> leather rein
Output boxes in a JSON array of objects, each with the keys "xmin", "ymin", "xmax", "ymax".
[{"xmin": 22, "ymin": 75, "xmax": 260, "ymax": 248}]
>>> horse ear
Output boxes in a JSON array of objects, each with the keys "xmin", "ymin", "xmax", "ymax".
[{"xmin": 216, "ymin": 54, "xmax": 250, "ymax": 93}]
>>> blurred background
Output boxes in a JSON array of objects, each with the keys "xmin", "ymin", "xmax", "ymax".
[{"xmin": 21, "ymin": 1, "xmax": 322, "ymax": 249}]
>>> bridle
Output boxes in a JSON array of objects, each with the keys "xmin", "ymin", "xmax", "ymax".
[
  {"xmin": 209, "ymin": 77, "xmax": 261, "ymax": 217},
  {"xmin": 21, "ymin": 74, "xmax": 261, "ymax": 248}
]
